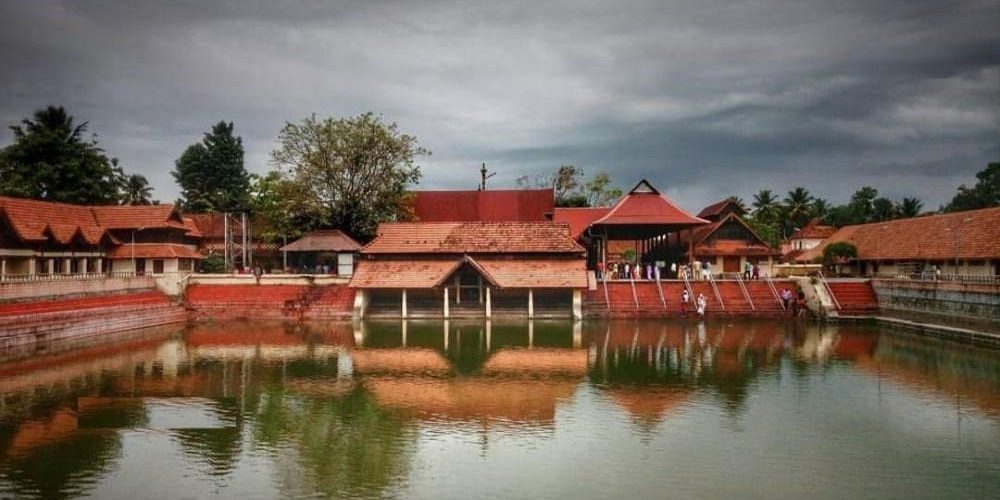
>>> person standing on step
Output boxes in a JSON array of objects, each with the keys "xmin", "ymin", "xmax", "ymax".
[
  {"xmin": 743, "ymin": 260, "xmax": 752, "ymax": 280},
  {"xmin": 596, "ymin": 260, "xmax": 605, "ymax": 281},
  {"xmin": 681, "ymin": 289, "xmax": 690, "ymax": 317},
  {"xmin": 752, "ymin": 263, "xmax": 760, "ymax": 280},
  {"xmin": 696, "ymin": 293, "xmax": 707, "ymax": 318}
]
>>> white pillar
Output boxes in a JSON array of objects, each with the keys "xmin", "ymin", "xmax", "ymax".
[
  {"xmin": 528, "ymin": 288, "xmax": 534, "ymax": 318},
  {"xmin": 81, "ymin": 258, "xmax": 88, "ymax": 274},
  {"xmin": 401, "ymin": 320, "xmax": 408, "ymax": 347},
  {"xmin": 1, "ymin": 258, "xmax": 6, "ymax": 278},
  {"xmin": 478, "ymin": 276, "xmax": 484, "ymax": 304},
  {"xmin": 46, "ymin": 258, "xmax": 54, "ymax": 275},
  {"xmin": 63, "ymin": 258, "xmax": 71, "ymax": 274},
  {"xmin": 572, "ymin": 289, "xmax": 583, "ymax": 320},
  {"xmin": 454, "ymin": 275, "xmax": 461, "ymax": 304},
  {"xmin": 353, "ymin": 290, "xmax": 368, "ymax": 319},
  {"xmin": 485, "ymin": 286, "xmax": 492, "ymax": 318},
  {"xmin": 528, "ymin": 319, "xmax": 534, "ymax": 348},
  {"xmin": 443, "ymin": 287, "xmax": 450, "ymax": 318},
  {"xmin": 485, "ymin": 320, "xmax": 492, "ymax": 351},
  {"xmin": 27, "ymin": 257, "xmax": 36, "ymax": 276},
  {"xmin": 96, "ymin": 258, "xmax": 103, "ymax": 273},
  {"xmin": 401, "ymin": 289, "xmax": 408, "ymax": 318},
  {"xmin": 573, "ymin": 320, "xmax": 582, "ymax": 348},
  {"xmin": 443, "ymin": 320, "xmax": 449, "ymax": 349}
]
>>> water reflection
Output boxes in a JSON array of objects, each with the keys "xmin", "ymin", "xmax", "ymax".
[{"xmin": 0, "ymin": 319, "xmax": 997, "ymax": 499}]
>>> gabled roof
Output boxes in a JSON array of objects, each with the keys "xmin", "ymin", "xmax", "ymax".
[
  {"xmin": 790, "ymin": 218, "xmax": 837, "ymax": 240},
  {"xmin": 697, "ymin": 199, "xmax": 746, "ymax": 221},
  {"xmin": 682, "ymin": 213, "xmax": 777, "ymax": 257},
  {"xmin": 411, "ymin": 189, "xmax": 554, "ymax": 222},
  {"xmin": 796, "ymin": 207, "xmax": 1000, "ymax": 262},
  {"xmin": 361, "ymin": 222, "xmax": 585, "ymax": 254},
  {"xmin": 91, "ymin": 205, "xmax": 187, "ymax": 230},
  {"xmin": 591, "ymin": 180, "xmax": 708, "ymax": 227},
  {"xmin": 280, "ymin": 230, "xmax": 362, "ymax": 252},
  {"xmin": 349, "ymin": 259, "xmax": 463, "ymax": 289},
  {"xmin": 551, "ymin": 207, "xmax": 611, "ymax": 239},
  {"xmin": 108, "ymin": 243, "xmax": 205, "ymax": 259},
  {"xmin": 0, "ymin": 196, "xmax": 100, "ymax": 243}
]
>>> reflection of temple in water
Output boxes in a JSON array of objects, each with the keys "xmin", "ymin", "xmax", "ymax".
[{"xmin": 2, "ymin": 319, "xmax": 999, "ymax": 497}]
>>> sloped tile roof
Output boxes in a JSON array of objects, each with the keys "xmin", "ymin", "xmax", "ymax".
[
  {"xmin": 681, "ymin": 214, "xmax": 777, "ymax": 257},
  {"xmin": 412, "ymin": 189, "xmax": 554, "ymax": 222},
  {"xmin": 552, "ymin": 207, "xmax": 611, "ymax": 239},
  {"xmin": 280, "ymin": 230, "xmax": 361, "ymax": 252},
  {"xmin": 796, "ymin": 207, "xmax": 1000, "ymax": 262},
  {"xmin": 361, "ymin": 222, "xmax": 584, "ymax": 254},
  {"xmin": 350, "ymin": 259, "xmax": 463, "ymax": 288},
  {"xmin": 790, "ymin": 218, "xmax": 836, "ymax": 240},
  {"xmin": 472, "ymin": 257, "xmax": 588, "ymax": 289},
  {"xmin": 107, "ymin": 243, "xmax": 205, "ymax": 259},
  {"xmin": 0, "ymin": 196, "xmax": 100, "ymax": 242},
  {"xmin": 592, "ymin": 180, "xmax": 708, "ymax": 226},
  {"xmin": 91, "ymin": 205, "xmax": 186, "ymax": 230},
  {"xmin": 696, "ymin": 199, "xmax": 745, "ymax": 220}
]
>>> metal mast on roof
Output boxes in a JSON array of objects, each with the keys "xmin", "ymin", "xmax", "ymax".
[{"xmin": 480, "ymin": 162, "xmax": 495, "ymax": 190}]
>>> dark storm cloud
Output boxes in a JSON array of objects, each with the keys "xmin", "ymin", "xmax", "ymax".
[{"xmin": 1, "ymin": 0, "xmax": 997, "ymax": 209}]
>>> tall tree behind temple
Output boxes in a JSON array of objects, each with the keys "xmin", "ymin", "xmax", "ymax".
[
  {"xmin": 517, "ymin": 166, "xmax": 622, "ymax": 207},
  {"xmin": 0, "ymin": 106, "xmax": 125, "ymax": 204},
  {"xmin": 270, "ymin": 112, "xmax": 426, "ymax": 241},
  {"xmin": 944, "ymin": 162, "xmax": 999, "ymax": 212},
  {"xmin": 173, "ymin": 121, "xmax": 250, "ymax": 213},
  {"xmin": 121, "ymin": 173, "xmax": 154, "ymax": 205}
]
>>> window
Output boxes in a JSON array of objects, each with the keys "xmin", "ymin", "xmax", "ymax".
[
  {"xmin": 178, "ymin": 259, "xmax": 192, "ymax": 271},
  {"xmin": 153, "ymin": 260, "xmax": 165, "ymax": 274}
]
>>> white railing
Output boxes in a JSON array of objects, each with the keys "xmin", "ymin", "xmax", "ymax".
[
  {"xmin": 707, "ymin": 273, "xmax": 725, "ymax": 311},
  {"xmin": 818, "ymin": 271, "xmax": 841, "ymax": 310},
  {"xmin": 765, "ymin": 276, "xmax": 785, "ymax": 310},
  {"xmin": 0, "ymin": 271, "xmax": 145, "ymax": 283},
  {"xmin": 733, "ymin": 271, "xmax": 755, "ymax": 311},
  {"xmin": 654, "ymin": 274, "xmax": 667, "ymax": 310},
  {"xmin": 874, "ymin": 273, "xmax": 999, "ymax": 285}
]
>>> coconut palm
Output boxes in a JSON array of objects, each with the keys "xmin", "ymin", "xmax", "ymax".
[
  {"xmin": 897, "ymin": 197, "xmax": 923, "ymax": 218},
  {"xmin": 121, "ymin": 174, "xmax": 153, "ymax": 205},
  {"xmin": 811, "ymin": 198, "xmax": 831, "ymax": 219},
  {"xmin": 752, "ymin": 189, "xmax": 780, "ymax": 224},
  {"xmin": 783, "ymin": 187, "xmax": 814, "ymax": 230}
]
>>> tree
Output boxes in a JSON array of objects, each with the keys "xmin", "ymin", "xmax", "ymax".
[
  {"xmin": 249, "ymin": 171, "xmax": 323, "ymax": 243},
  {"xmin": 0, "ymin": 106, "xmax": 124, "ymax": 204},
  {"xmin": 270, "ymin": 112, "xmax": 426, "ymax": 240},
  {"xmin": 782, "ymin": 187, "xmax": 814, "ymax": 233},
  {"xmin": 518, "ymin": 166, "xmax": 621, "ymax": 207},
  {"xmin": 944, "ymin": 162, "xmax": 999, "ymax": 212},
  {"xmin": 848, "ymin": 186, "xmax": 879, "ymax": 223},
  {"xmin": 811, "ymin": 198, "xmax": 831, "ymax": 219},
  {"xmin": 751, "ymin": 189, "xmax": 780, "ymax": 225},
  {"xmin": 823, "ymin": 242, "xmax": 858, "ymax": 274},
  {"xmin": 121, "ymin": 174, "xmax": 154, "ymax": 205},
  {"xmin": 173, "ymin": 121, "xmax": 250, "ymax": 213},
  {"xmin": 583, "ymin": 172, "xmax": 622, "ymax": 207},
  {"xmin": 896, "ymin": 197, "xmax": 923, "ymax": 218},
  {"xmin": 871, "ymin": 197, "xmax": 897, "ymax": 222}
]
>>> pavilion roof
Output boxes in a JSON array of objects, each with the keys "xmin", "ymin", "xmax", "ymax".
[
  {"xmin": 107, "ymin": 243, "xmax": 205, "ymax": 260},
  {"xmin": 795, "ymin": 207, "xmax": 1000, "ymax": 262},
  {"xmin": 551, "ymin": 207, "xmax": 611, "ymax": 239},
  {"xmin": 361, "ymin": 221, "xmax": 584, "ymax": 254},
  {"xmin": 682, "ymin": 213, "xmax": 778, "ymax": 257},
  {"xmin": 279, "ymin": 229, "xmax": 361, "ymax": 252},
  {"xmin": 350, "ymin": 256, "xmax": 588, "ymax": 289},
  {"xmin": 789, "ymin": 218, "xmax": 837, "ymax": 240},
  {"xmin": 591, "ymin": 180, "xmax": 708, "ymax": 227}
]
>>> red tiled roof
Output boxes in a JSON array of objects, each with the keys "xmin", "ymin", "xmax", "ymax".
[
  {"xmin": 411, "ymin": 189, "xmax": 554, "ymax": 222},
  {"xmin": 350, "ymin": 259, "xmax": 463, "ymax": 288},
  {"xmin": 108, "ymin": 243, "xmax": 205, "ymax": 259},
  {"xmin": 91, "ymin": 205, "xmax": 186, "ymax": 230},
  {"xmin": 790, "ymin": 218, "xmax": 836, "ymax": 240},
  {"xmin": 592, "ymin": 180, "xmax": 708, "ymax": 227},
  {"xmin": 552, "ymin": 207, "xmax": 611, "ymax": 239},
  {"xmin": 362, "ymin": 222, "xmax": 584, "ymax": 254},
  {"xmin": 182, "ymin": 217, "xmax": 203, "ymax": 238},
  {"xmin": 696, "ymin": 199, "xmax": 745, "ymax": 220},
  {"xmin": 0, "ymin": 196, "xmax": 100, "ymax": 243},
  {"xmin": 280, "ymin": 230, "xmax": 362, "ymax": 252},
  {"xmin": 796, "ymin": 207, "xmax": 1000, "ymax": 262},
  {"xmin": 472, "ymin": 257, "xmax": 588, "ymax": 288},
  {"xmin": 186, "ymin": 213, "xmax": 226, "ymax": 238},
  {"xmin": 681, "ymin": 214, "xmax": 777, "ymax": 257}
]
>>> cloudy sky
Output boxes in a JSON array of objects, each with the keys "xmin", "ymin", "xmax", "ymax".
[{"xmin": 1, "ymin": 0, "xmax": 997, "ymax": 209}]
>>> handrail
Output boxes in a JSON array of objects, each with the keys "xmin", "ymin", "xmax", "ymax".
[
  {"xmin": 734, "ymin": 271, "xmax": 755, "ymax": 311},
  {"xmin": 602, "ymin": 275, "xmax": 611, "ymax": 310},
  {"xmin": 655, "ymin": 275, "xmax": 667, "ymax": 310},
  {"xmin": 0, "ymin": 271, "xmax": 145, "ymax": 283},
  {"xmin": 681, "ymin": 270, "xmax": 694, "ymax": 302},
  {"xmin": 873, "ymin": 273, "xmax": 1000, "ymax": 285},
  {"xmin": 765, "ymin": 276, "xmax": 785, "ymax": 310},
  {"xmin": 707, "ymin": 273, "xmax": 725, "ymax": 311},
  {"xmin": 818, "ymin": 271, "xmax": 841, "ymax": 310},
  {"xmin": 629, "ymin": 276, "xmax": 639, "ymax": 310}
]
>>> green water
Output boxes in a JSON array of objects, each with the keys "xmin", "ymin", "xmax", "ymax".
[{"xmin": 0, "ymin": 319, "xmax": 998, "ymax": 499}]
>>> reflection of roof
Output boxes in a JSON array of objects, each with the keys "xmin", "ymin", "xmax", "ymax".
[
  {"xmin": 280, "ymin": 230, "xmax": 362, "ymax": 252},
  {"xmin": 482, "ymin": 348, "xmax": 588, "ymax": 376},
  {"xmin": 552, "ymin": 207, "xmax": 611, "ymax": 239},
  {"xmin": 350, "ymin": 348, "xmax": 451, "ymax": 374},
  {"xmin": 108, "ymin": 243, "xmax": 205, "ymax": 259},
  {"xmin": 350, "ymin": 256, "xmax": 588, "ymax": 289},
  {"xmin": 609, "ymin": 387, "xmax": 689, "ymax": 423},
  {"xmin": 591, "ymin": 180, "xmax": 708, "ymax": 227},
  {"xmin": 798, "ymin": 207, "xmax": 1000, "ymax": 262},
  {"xmin": 7, "ymin": 408, "xmax": 80, "ymax": 455},
  {"xmin": 412, "ymin": 189, "xmax": 554, "ymax": 222},
  {"xmin": 362, "ymin": 222, "xmax": 584, "ymax": 254},
  {"xmin": 366, "ymin": 377, "xmax": 577, "ymax": 423}
]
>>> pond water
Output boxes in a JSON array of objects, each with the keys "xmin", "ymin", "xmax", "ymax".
[{"xmin": 0, "ymin": 319, "xmax": 998, "ymax": 499}]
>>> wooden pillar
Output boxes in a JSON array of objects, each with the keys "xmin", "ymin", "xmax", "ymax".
[
  {"xmin": 687, "ymin": 229, "xmax": 694, "ymax": 265},
  {"xmin": 485, "ymin": 286, "xmax": 492, "ymax": 318},
  {"xmin": 528, "ymin": 288, "xmax": 534, "ymax": 318},
  {"xmin": 401, "ymin": 289, "xmax": 408, "ymax": 318},
  {"xmin": 443, "ymin": 287, "xmax": 450, "ymax": 318}
]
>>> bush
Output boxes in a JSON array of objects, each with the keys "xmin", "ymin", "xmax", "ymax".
[
  {"xmin": 200, "ymin": 255, "xmax": 226, "ymax": 273},
  {"xmin": 823, "ymin": 242, "xmax": 857, "ymax": 264}
]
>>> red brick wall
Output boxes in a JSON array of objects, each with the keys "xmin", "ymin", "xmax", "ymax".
[
  {"xmin": 0, "ymin": 277, "xmax": 157, "ymax": 303},
  {"xmin": 185, "ymin": 283, "xmax": 355, "ymax": 319}
]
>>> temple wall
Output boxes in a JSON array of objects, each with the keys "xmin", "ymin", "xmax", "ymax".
[
  {"xmin": 0, "ymin": 276, "xmax": 156, "ymax": 302},
  {"xmin": 871, "ymin": 279, "xmax": 1000, "ymax": 324}
]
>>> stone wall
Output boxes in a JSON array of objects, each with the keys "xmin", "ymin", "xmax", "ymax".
[
  {"xmin": 871, "ymin": 279, "xmax": 1000, "ymax": 323},
  {"xmin": 0, "ymin": 276, "xmax": 156, "ymax": 302}
]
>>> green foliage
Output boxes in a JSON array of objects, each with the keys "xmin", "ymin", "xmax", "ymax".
[
  {"xmin": 270, "ymin": 112, "xmax": 426, "ymax": 241},
  {"xmin": 249, "ymin": 171, "xmax": 322, "ymax": 242},
  {"xmin": 172, "ymin": 121, "xmax": 250, "ymax": 213},
  {"xmin": 121, "ymin": 174, "xmax": 154, "ymax": 205},
  {"xmin": 944, "ymin": 162, "xmax": 999, "ymax": 212},
  {"xmin": 518, "ymin": 165, "xmax": 622, "ymax": 207},
  {"xmin": 0, "ymin": 106, "xmax": 126, "ymax": 204},
  {"xmin": 199, "ymin": 255, "xmax": 226, "ymax": 273},
  {"xmin": 745, "ymin": 216, "xmax": 782, "ymax": 248},
  {"xmin": 871, "ymin": 197, "xmax": 897, "ymax": 222},
  {"xmin": 897, "ymin": 197, "xmax": 923, "ymax": 218},
  {"xmin": 622, "ymin": 248, "xmax": 637, "ymax": 263},
  {"xmin": 823, "ymin": 241, "xmax": 857, "ymax": 264},
  {"xmin": 782, "ymin": 187, "xmax": 814, "ymax": 234},
  {"xmin": 751, "ymin": 189, "xmax": 780, "ymax": 226}
]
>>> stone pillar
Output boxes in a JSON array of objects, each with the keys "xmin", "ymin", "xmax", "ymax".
[
  {"xmin": 96, "ymin": 258, "xmax": 103, "ymax": 273},
  {"xmin": 454, "ymin": 275, "xmax": 461, "ymax": 304},
  {"xmin": 572, "ymin": 289, "xmax": 583, "ymax": 320},
  {"xmin": 573, "ymin": 320, "xmax": 582, "ymax": 348},
  {"xmin": 81, "ymin": 258, "xmax": 88, "ymax": 274},
  {"xmin": 485, "ymin": 286, "xmax": 492, "ymax": 318},
  {"xmin": 528, "ymin": 288, "xmax": 534, "ymax": 319},
  {"xmin": 353, "ymin": 290, "xmax": 368, "ymax": 319},
  {"xmin": 27, "ymin": 257, "xmax": 36, "ymax": 276},
  {"xmin": 46, "ymin": 258, "xmax": 54, "ymax": 275},
  {"xmin": 1, "ymin": 258, "xmax": 6, "ymax": 278},
  {"xmin": 443, "ymin": 287, "xmax": 450, "ymax": 318},
  {"xmin": 63, "ymin": 258, "xmax": 71, "ymax": 274},
  {"xmin": 401, "ymin": 289, "xmax": 408, "ymax": 318}
]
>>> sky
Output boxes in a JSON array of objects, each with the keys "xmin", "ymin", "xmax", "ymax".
[{"xmin": 1, "ymin": 0, "xmax": 997, "ymax": 210}]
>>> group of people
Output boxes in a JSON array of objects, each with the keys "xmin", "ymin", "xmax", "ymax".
[
  {"xmin": 596, "ymin": 261, "xmax": 662, "ymax": 281},
  {"xmin": 679, "ymin": 289, "xmax": 709, "ymax": 318},
  {"xmin": 779, "ymin": 287, "xmax": 807, "ymax": 317},
  {"xmin": 596, "ymin": 259, "xmax": 766, "ymax": 281}
]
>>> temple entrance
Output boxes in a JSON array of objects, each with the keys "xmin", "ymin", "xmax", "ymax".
[{"xmin": 723, "ymin": 256, "xmax": 740, "ymax": 273}]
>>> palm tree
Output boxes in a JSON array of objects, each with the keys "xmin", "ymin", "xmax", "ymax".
[
  {"xmin": 872, "ymin": 197, "xmax": 897, "ymax": 222},
  {"xmin": 897, "ymin": 197, "xmax": 923, "ymax": 218},
  {"xmin": 811, "ymin": 198, "xmax": 831, "ymax": 219},
  {"xmin": 783, "ymin": 187, "xmax": 814, "ymax": 231},
  {"xmin": 726, "ymin": 195, "xmax": 748, "ymax": 213},
  {"xmin": 121, "ymin": 174, "xmax": 153, "ymax": 205},
  {"xmin": 752, "ymin": 189, "xmax": 779, "ymax": 224}
]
